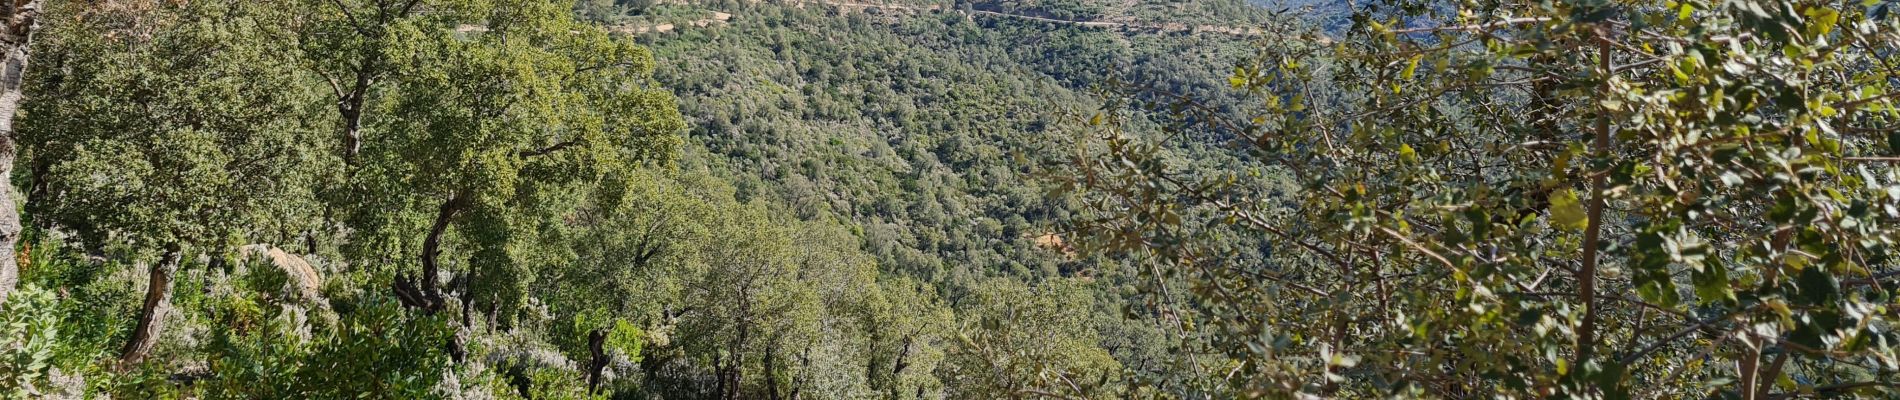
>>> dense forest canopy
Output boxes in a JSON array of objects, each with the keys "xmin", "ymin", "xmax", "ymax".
[{"xmin": 0, "ymin": 0, "xmax": 1894, "ymax": 398}]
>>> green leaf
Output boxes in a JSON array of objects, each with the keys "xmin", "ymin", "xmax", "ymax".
[
  {"xmin": 1692, "ymin": 259, "xmax": 1733, "ymax": 304},
  {"xmin": 1401, "ymin": 54, "xmax": 1422, "ymax": 81},
  {"xmin": 1805, "ymin": 7, "xmax": 1839, "ymax": 37},
  {"xmin": 1549, "ymin": 189, "xmax": 1589, "ymax": 231},
  {"xmin": 1795, "ymin": 265, "xmax": 1840, "ymax": 305}
]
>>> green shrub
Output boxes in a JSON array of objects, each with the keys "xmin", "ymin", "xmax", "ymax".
[
  {"xmin": 200, "ymin": 297, "xmax": 452, "ymax": 399},
  {"xmin": 0, "ymin": 285, "xmax": 59, "ymax": 399}
]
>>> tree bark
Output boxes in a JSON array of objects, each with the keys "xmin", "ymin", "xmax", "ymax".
[
  {"xmin": 1575, "ymin": 36, "xmax": 1613, "ymax": 369},
  {"xmin": 395, "ymin": 192, "xmax": 466, "ymax": 313},
  {"xmin": 419, "ymin": 192, "xmax": 465, "ymax": 303},
  {"xmin": 1746, "ymin": 227, "xmax": 1795, "ymax": 399},
  {"xmin": 892, "ymin": 335, "xmax": 912, "ymax": 376},
  {"xmin": 726, "ymin": 318, "xmax": 750, "ymax": 400},
  {"xmin": 390, "ymin": 193, "xmax": 471, "ymax": 363},
  {"xmin": 337, "ymin": 85, "xmax": 366, "ymax": 162},
  {"xmin": 586, "ymin": 328, "xmax": 610, "ymax": 394},
  {"xmin": 886, "ymin": 335, "xmax": 913, "ymax": 398},
  {"xmin": 792, "ymin": 347, "xmax": 808, "ymax": 400},
  {"xmin": 713, "ymin": 353, "xmax": 729, "ymax": 399},
  {"xmin": 764, "ymin": 344, "xmax": 782, "ymax": 400},
  {"xmin": 120, "ymin": 245, "xmax": 182, "ymax": 366},
  {"xmin": 0, "ymin": 0, "xmax": 43, "ymax": 305},
  {"xmin": 322, "ymin": 0, "xmax": 429, "ymax": 164}
]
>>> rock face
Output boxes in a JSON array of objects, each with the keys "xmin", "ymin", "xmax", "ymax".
[{"xmin": 238, "ymin": 244, "xmax": 323, "ymax": 302}]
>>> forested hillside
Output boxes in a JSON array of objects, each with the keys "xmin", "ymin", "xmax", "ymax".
[
  {"xmin": 633, "ymin": 1, "xmax": 1280, "ymax": 393},
  {"xmin": 0, "ymin": 0, "xmax": 1274, "ymax": 398},
  {"xmin": 638, "ymin": 0, "xmax": 1259, "ymax": 282},
  {"xmin": 2, "ymin": 0, "xmax": 1896, "ymax": 398}
]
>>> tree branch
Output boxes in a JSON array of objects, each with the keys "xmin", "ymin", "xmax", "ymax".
[
  {"xmin": 521, "ymin": 139, "xmax": 579, "ymax": 158},
  {"xmin": 1576, "ymin": 34, "xmax": 1613, "ymax": 369},
  {"xmin": 1618, "ymin": 307, "xmax": 1749, "ymax": 365}
]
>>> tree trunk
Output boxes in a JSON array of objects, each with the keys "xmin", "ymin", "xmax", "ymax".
[
  {"xmin": 337, "ymin": 92, "xmax": 365, "ymax": 162},
  {"xmin": 390, "ymin": 194, "xmax": 470, "ymax": 363},
  {"xmin": 395, "ymin": 192, "xmax": 466, "ymax": 313},
  {"xmin": 713, "ymin": 353, "xmax": 728, "ymax": 399},
  {"xmin": 724, "ymin": 349, "xmax": 744, "ymax": 400},
  {"xmin": 120, "ymin": 245, "xmax": 182, "ymax": 366},
  {"xmin": 792, "ymin": 348, "xmax": 808, "ymax": 400},
  {"xmin": 887, "ymin": 335, "xmax": 912, "ymax": 398},
  {"xmin": 446, "ymin": 326, "xmax": 467, "ymax": 363},
  {"xmin": 1574, "ymin": 37, "xmax": 1613, "ymax": 370},
  {"xmin": 764, "ymin": 345, "xmax": 781, "ymax": 400},
  {"xmin": 462, "ymin": 279, "xmax": 474, "ymax": 327},
  {"xmin": 726, "ymin": 296, "xmax": 757, "ymax": 400},
  {"xmin": 0, "ymin": 0, "xmax": 43, "ymax": 305},
  {"xmin": 893, "ymin": 335, "xmax": 912, "ymax": 376},
  {"xmin": 419, "ymin": 193, "xmax": 464, "ymax": 303},
  {"xmin": 485, "ymin": 301, "xmax": 498, "ymax": 332},
  {"xmin": 586, "ymin": 328, "xmax": 609, "ymax": 394},
  {"xmin": 726, "ymin": 321, "xmax": 749, "ymax": 400}
]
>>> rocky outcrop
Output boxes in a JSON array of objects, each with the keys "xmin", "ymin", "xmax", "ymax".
[{"xmin": 238, "ymin": 244, "xmax": 323, "ymax": 303}]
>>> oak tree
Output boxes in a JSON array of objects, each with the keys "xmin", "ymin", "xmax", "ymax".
[
  {"xmin": 21, "ymin": 0, "xmax": 329, "ymax": 365},
  {"xmin": 1066, "ymin": 0, "xmax": 1900, "ymax": 397}
]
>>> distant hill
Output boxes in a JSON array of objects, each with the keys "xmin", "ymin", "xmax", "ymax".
[
  {"xmin": 616, "ymin": 0, "xmax": 1282, "ymax": 382},
  {"xmin": 628, "ymin": 0, "xmax": 1269, "ymax": 282}
]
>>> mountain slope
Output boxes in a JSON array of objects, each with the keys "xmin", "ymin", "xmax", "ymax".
[{"xmin": 638, "ymin": 0, "xmax": 1269, "ymax": 284}]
